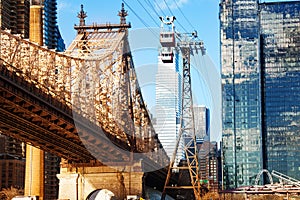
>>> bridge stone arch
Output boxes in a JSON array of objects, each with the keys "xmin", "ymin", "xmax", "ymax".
[
  {"xmin": 86, "ymin": 189, "xmax": 115, "ymax": 200},
  {"xmin": 57, "ymin": 165, "xmax": 145, "ymax": 200},
  {"xmin": 255, "ymin": 169, "xmax": 273, "ymax": 185}
]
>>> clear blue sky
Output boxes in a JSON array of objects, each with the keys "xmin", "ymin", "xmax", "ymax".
[
  {"xmin": 57, "ymin": 0, "xmax": 222, "ymax": 141},
  {"xmin": 57, "ymin": 0, "xmax": 220, "ymax": 65}
]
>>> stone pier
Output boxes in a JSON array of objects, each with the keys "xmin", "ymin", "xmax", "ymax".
[{"xmin": 57, "ymin": 162, "xmax": 145, "ymax": 200}]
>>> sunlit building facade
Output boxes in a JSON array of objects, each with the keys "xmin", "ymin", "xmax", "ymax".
[
  {"xmin": 220, "ymin": 0, "xmax": 262, "ymax": 188},
  {"xmin": 220, "ymin": 0, "xmax": 300, "ymax": 189}
]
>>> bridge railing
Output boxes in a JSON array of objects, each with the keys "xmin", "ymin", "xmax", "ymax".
[{"xmin": 0, "ymin": 29, "xmax": 76, "ymax": 108}]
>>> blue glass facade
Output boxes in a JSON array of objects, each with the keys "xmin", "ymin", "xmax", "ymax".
[
  {"xmin": 260, "ymin": 1, "xmax": 300, "ymax": 181},
  {"xmin": 42, "ymin": 0, "xmax": 65, "ymax": 51},
  {"xmin": 56, "ymin": 25, "xmax": 66, "ymax": 52},
  {"xmin": 220, "ymin": 0, "xmax": 262, "ymax": 188},
  {"xmin": 220, "ymin": 0, "xmax": 300, "ymax": 189},
  {"xmin": 43, "ymin": 0, "xmax": 57, "ymax": 49}
]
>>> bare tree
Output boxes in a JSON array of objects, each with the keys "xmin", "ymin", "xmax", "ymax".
[{"xmin": 0, "ymin": 187, "xmax": 22, "ymax": 200}]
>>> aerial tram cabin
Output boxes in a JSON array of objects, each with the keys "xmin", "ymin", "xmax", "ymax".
[
  {"xmin": 160, "ymin": 32, "xmax": 175, "ymax": 63},
  {"xmin": 160, "ymin": 32, "xmax": 175, "ymax": 47},
  {"xmin": 160, "ymin": 48, "xmax": 174, "ymax": 63}
]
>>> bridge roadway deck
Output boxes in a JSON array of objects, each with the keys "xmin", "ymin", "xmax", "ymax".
[
  {"xmin": 0, "ymin": 62, "xmax": 163, "ymax": 165},
  {"xmin": 0, "ymin": 61, "xmax": 172, "ymax": 196},
  {"xmin": 0, "ymin": 62, "xmax": 128, "ymax": 162},
  {"xmin": 0, "ymin": 28, "xmax": 169, "ymax": 166}
]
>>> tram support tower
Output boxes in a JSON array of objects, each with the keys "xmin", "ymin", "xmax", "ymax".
[{"xmin": 159, "ymin": 16, "xmax": 205, "ymax": 200}]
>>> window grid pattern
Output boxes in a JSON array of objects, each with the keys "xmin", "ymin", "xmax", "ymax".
[{"xmin": 260, "ymin": 2, "xmax": 300, "ymax": 180}]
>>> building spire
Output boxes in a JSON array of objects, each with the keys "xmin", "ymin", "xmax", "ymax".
[
  {"xmin": 118, "ymin": 3, "xmax": 128, "ymax": 25},
  {"xmin": 77, "ymin": 4, "xmax": 87, "ymax": 27}
]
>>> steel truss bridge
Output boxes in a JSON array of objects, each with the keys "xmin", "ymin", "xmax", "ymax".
[{"xmin": 0, "ymin": 21, "xmax": 169, "ymax": 168}]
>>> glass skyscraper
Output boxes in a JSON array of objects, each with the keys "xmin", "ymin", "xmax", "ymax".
[
  {"xmin": 220, "ymin": 0, "xmax": 300, "ymax": 189},
  {"xmin": 194, "ymin": 105, "xmax": 210, "ymax": 142},
  {"xmin": 155, "ymin": 51, "xmax": 183, "ymax": 166},
  {"xmin": 43, "ymin": 0, "xmax": 59, "ymax": 49},
  {"xmin": 260, "ymin": 1, "xmax": 300, "ymax": 183}
]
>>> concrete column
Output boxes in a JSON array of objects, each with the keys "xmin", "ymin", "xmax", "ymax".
[
  {"xmin": 29, "ymin": 5, "xmax": 43, "ymax": 45},
  {"xmin": 57, "ymin": 173, "xmax": 80, "ymax": 200},
  {"xmin": 24, "ymin": 5, "xmax": 45, "ymax": 200},
  {"xmin": 24, "ymin": 145, "xmax": 44, "ymax": 200}
]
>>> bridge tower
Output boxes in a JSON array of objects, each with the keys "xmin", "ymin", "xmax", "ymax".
[
  {"xmin": 55, "ymin": 4, "xmax": 168, "ymax": 200},
  {"xmin": 160, "ymin": 16, "xmax": 205, "ymax": 200}
]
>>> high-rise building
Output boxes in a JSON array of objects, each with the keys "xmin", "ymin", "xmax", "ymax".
[
  {"xmin": 0, "ymin": 0, "xmax": 30, "ymax": 38},
  {"xmin": 155, "ymin": 51, "xmax": 183, "ymax": 166},
  {"xmin": 0, "ymin": 135, "xmax": 25, "ymax": 190},
  {"xmin": 42, "ymin": 0, "xmax": 58, "ymax": 49},
  {"xmin": 56, "ymin": 25, "xmax": 66, "ymax": 52},
  {"xmin": 220, "ymin": 0, "xmax": 300, "ymax": 189},
  {"xmin": 193, "ymin": 105, "xmax": 218, "ymax": 191},
  {"xmin": 0, "ymin": 0, "xmax": 29, "ymax": 191},
  {"xmin": 41, "ymin": 0, "xmax": 64, "ymax": 197},
  {"xmin": 197, "ymin": 141, "xmax": 219, "ymax": 192},
  {"xmin": 260, "ymin": 1, "xmax": 300, "ymax": 184},
  {"xmin": 0, "ymin": 0, "xmax": 64, "ymax": 196},
  {"xmin": 193, "ymin": 106, "xmax": 219, "ymax": 192},
  {"xmin": 194, "ymin": 105, "xmax": 210, "ymax": 142},
  {"xmin": 44, "ymin": 152, "xmax": 60, "ymax": 200}
]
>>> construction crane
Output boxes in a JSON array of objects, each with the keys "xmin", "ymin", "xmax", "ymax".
[{"xmin": 159, "ymin": 16, "xmax": 205, "ymax": 200}]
